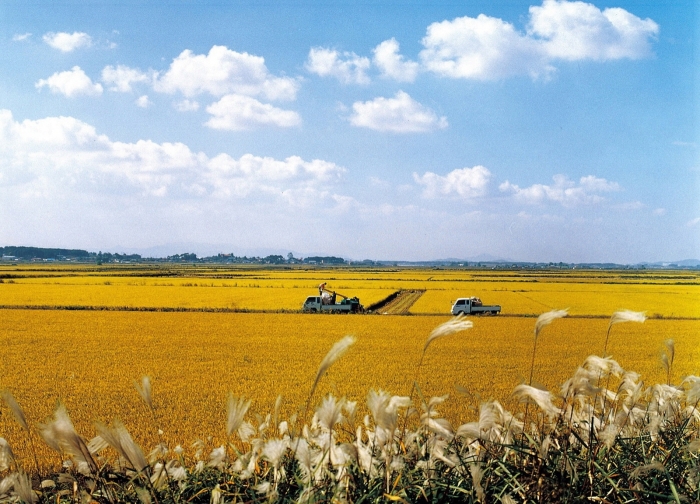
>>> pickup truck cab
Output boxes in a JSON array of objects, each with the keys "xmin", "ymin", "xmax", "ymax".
[{"xmin": 451, "ymin": 297, "xmax": 501, "ymax": 315}]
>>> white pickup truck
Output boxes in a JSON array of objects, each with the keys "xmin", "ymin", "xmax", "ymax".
[
  {"xmin": 451, "ymin": 297, "xmax": 501, "ymax": 315},
  {"xmin": 302, "ymin": 292, "xmax": 363, "ymax": 313}
]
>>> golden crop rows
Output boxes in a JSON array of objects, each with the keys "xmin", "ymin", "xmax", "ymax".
[
  {"xmin": 1, "ymin": 309, "xmax": 699, "ymax": 470},
  {"xmin": 0, "ymin": 265, "xmax": 698, "ymax": 317},
  {"xmin": 411, "ymin": 282, "xmax": 700, "ymax": 317}
]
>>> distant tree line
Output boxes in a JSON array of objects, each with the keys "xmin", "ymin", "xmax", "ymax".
[
  {"xmin": 0, "ymin": 246, "xmax": 351, "ymax": 265},
  {"xmin": 0, "ymin": 246, "xmax": 91, "ymax": 260}
]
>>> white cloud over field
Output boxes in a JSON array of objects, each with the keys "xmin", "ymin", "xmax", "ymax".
[
  {"xmin": 35, "ymin": 66, "xmax": 103, "ymax": 97},
  {"xmin": 153, "ymin": 45, "xmax": 299, "ymax": 100},
  {"xmin": 419, "ymin": 0, "xmax": 658, "ymax": 80},
  {"xmin": 304, "ymin": 1, "xmax": 659, "ymax": 84},
  {"xmin": 499, "ymin": 174, "xmax": 620, "ymax": 206},
  {"xmin": 350, "ymin": 91, "xmax": 447, "ymax": 133},
  {"xmin": 0, "ymin": 110, "xmax": 340, "ymax": 205},
  {"xmin": 205, "ymin": 94, "xmax": 301, "ymax": 130},
  {"xmin": 414, "ymin": 166, "xmax": 492, "ymax": 198},
  {"xmin": 305, "ymin": 48, "xmax": 371, "ymax": 84},
  {"xmin": 372, "ymin": 39, "xmax": 419, "ymax": 82},
  {"xmin": 102, "ymin": 65, "xmax": 153, "ymax": 92},
  {"xmin": 42, "ymin": 31, "xmax": 92, "ymax": 52}
]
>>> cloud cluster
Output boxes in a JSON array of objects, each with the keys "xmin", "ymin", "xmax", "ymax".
[
  {"xmin": 32, "ymin": 2, "xmax": 658, "ymax": 137},
  {"xmin": 102, "ymin": 65, "xmax": 153, "ymax": 93},
  {"xmin": 350, "ymin": 91, "xmax": 447, "ymax": 133},
  {"xmin": 153, "ymin": 45, "xmax": 299, "ymax": 101},
  {"xmin": 309, "ymin": 0, "xmax": 658, "ymax": 83},
  {"xmin": 205, "ymin": 94, "xmax": 301, "ymax": 130},
  {"xmin": 35, "ymin": 66, "xmax": 103, "ymax": 97},
  {"xmin": 372, "ymin": 39, "xmax": 420, "ymax": 82},
  {"xmin": 305, "ymin": 48, "xmax": 371, "ymax": 85},
  {"xmin": 0, "ymin": 110, "xmax": 342, "ymax": 205},
  {"xmin": 43, "ymin": 32, "xmax": 92, "ymax": 52},
  {"xmin": 39, "ymin": 45, "xmax": 303, "ymax": 130},
  {"xmin": 414, "ymin": 166, "xmax": 492, "ymax": 198},
  {"xmin": 499, "ymin": 174, "xmax": 620, "ymax": 206}
]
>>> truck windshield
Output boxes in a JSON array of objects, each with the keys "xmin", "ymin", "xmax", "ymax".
[{"xmin": 455, "ymin": 299, "xmax": 465, "ymax": 305}]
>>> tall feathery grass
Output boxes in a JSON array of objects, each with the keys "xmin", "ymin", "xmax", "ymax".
[{"xmin": 1, "ymin": 311, "xmax": 699, "ymax": 503}]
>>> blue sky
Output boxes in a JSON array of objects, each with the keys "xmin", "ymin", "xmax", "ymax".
[{"xmin": 0, "ymin": 0, "xmax": 697, "ymax": 262}]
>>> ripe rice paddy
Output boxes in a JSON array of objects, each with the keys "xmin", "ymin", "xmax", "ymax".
[{"xmin": 0, "ymin": 265, "xmax": 698, "ymax": 469}]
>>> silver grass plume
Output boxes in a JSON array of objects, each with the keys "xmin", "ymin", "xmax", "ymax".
[
  {"xmin": 534, "ymin": 309, "xmax": 569, "ymax": 340},
  {"xmin": 309, "ymin": 335, "xmax": 355, "ymax": 402},
  {"xmin": 512, "ymin": 384, "xmax": 561, "ymax": 418},
  {"xmin": 38, "ymin": 403, "xmax": 97, "ymax": 475},
  {"xmin": 135, "ymin": 376, "xmax": 153, "ymax": 411},
  {"xmin": 2, "ymin": 391, "xmax": 41, "ymax": 475},
  {"xmin": 1, "ymin": 391, "xmax": 28, "ymax": 433},
  {"xmin": 94, "ymin": 420, "xmax": 148, "ymax": 474},
  {"xmin": 604, "ymin": 310, "xmax": 645, "ymax": 355},
  {"xmin": 413, "ymin": 315, "xmax": 473, "ymax": 398},
  {"xmin": 529, "ymin": 309, "xmax": 568, "ymax": 384},
  {"xmin": 661, "ymin": 339, "xmax": 675, "ymax": 385},
  {"xmin": 11, "ymin": 472, "xmax": 37, "ymax": 504},
  {"xmin": 0, "ymin": 438, "xmax": 15, "ymax": 472},
  {"xmin": 424, "ymin": 315, "xmax": 473, "ymax": 354},
  {"xmin": 227, "ymin": 394, "xmax": 251, "ymax": 437}
]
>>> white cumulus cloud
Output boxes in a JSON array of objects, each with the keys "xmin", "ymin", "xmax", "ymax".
[
  {"xmin": 205, "ymin": 94, "xmax": 301, "ymax": 130},
  {"xmin": 154, "ymin": 45, "xmax": 299, "ymax": 100},
  {"xmin": 13, "ymin": 33, "xmax": 31, "ymax": 42},
  {"xmin": 135, "ymin": 95, "xmax": 152, "ymax": 108},
  {"xmin": 306, "ymin": 47, "xmax": 371, "ymax": 84},
  {"xmin": 349, "ymin": 91, "xmax": 447, "ymax": 133},
  {"xmin": 420, "ymin": 13, "xmax": 549, "ymax": 80},
  {"xmin": 0, "ymin": 109, "xmax": 342, "ymax": 205},
  {"xmin": 414, "ymin": 166, "xmax": 491, "ymax": 198},
  {"xmin": 35, "ymin": 66, "xmax": 103, "ymax": 97},
  {"xmin": 101, "ymin": 65, "xmax": 153, "ymax": 92},
  {"xmin": 419, "ymin": 0, "xmax": 658, "ymax": 81},
  {"xmin": 529, "ymin": 0, "xmax": 659, "ymax": 61},
  {"xmin": 373, "ymin": 38, "xmax": 420, "ymax": 82},
  {"xmin": 499, "ymin": 174, "xmax": 620, "ymax": 206},
  {"xmin": 42, "ymin": 31, "xmax": 92, "ymax": 52}
]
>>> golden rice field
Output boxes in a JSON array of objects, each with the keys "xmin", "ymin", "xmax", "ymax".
[
  {"xmin": 0, "ymin": 264, "xmax": 698, "ymax": 316},
  {"xmin": 1, "ymin": 310, "xmax": 699, "ymax": 470},
  {"xmin": 0, "ymin": 265, "xmax": 698, "ymax": 469}
]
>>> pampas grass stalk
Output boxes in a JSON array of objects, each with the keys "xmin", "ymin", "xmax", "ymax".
[
  {"xmin": 661, "ymin": 339, "xmax": 675, "ymax": 386},
  {"xmin": 135, "ymin": 376, "xmax": 154, "ymax": 412},
  {"xmin": 307, "ymin": 335, "xmax": 355, "ymax": 410},
  {"xmin": 528, "ymin": 309, "xmax": 568, "ymax": 385},
  {"xmin": 411, "ymin": 314, "xmax": 472, "ymax": 399},
  {"xmin": 604, "ymin": 309, "xmax": 646, "ymax": 356},
  {"xmin": 1, "ymin": 391, "xmax": 40, "ymax": 475}
]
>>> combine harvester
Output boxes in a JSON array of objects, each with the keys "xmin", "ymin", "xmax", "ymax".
[{"xmin": 302, "ymin": 283, "xmax": 364, "ymax": 313}]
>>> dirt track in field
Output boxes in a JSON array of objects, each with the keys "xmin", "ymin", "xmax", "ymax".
[{"xmin": 372, "ymin": 289, "xmax": 425, "ymax": 314}]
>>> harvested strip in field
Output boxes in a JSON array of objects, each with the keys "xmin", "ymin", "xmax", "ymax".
[{"xmin": 372, "ymin": 289, "xmax": 425, "ymax": 314}]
